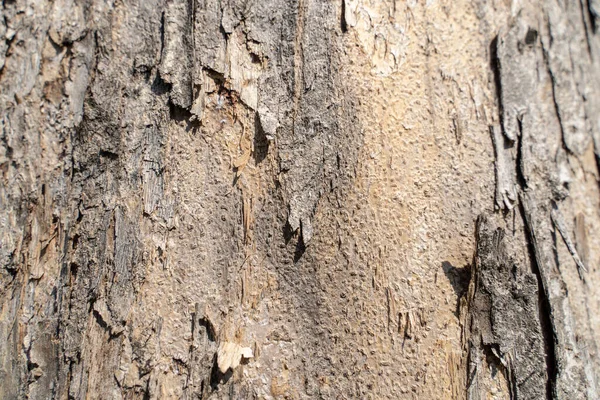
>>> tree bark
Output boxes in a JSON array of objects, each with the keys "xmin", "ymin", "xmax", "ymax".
[{"xmin": 1, "ymin": 0, "xmax": 599, "ymax": 399}]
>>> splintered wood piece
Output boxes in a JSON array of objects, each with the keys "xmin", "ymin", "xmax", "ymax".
[{"xmin": 217, "ymin": 341, "xmax": 254, "ymax": 373}]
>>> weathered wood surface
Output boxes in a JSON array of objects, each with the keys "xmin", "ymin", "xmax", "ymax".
[{"xmin": 1, "ymin": 0, "xmax": 600, "ymax": 399}]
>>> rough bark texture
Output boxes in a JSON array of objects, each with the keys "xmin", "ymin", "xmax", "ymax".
[
  {"xmin": 466, "ymin": 215, "xmax": 547, "ymax": 400},
  {"xmin": 1, "ymin": 0, "xmax": 600, "ymax": 399}
]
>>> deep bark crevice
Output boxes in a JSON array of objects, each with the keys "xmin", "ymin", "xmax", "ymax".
[{"xmin": 519, "ymin": 201, "xmax": 557, "ymax": 400}]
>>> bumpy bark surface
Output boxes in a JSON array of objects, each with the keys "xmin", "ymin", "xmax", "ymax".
[{"xmin": 1, "ymin": 0, "xmax": 600, "ymax": 399}]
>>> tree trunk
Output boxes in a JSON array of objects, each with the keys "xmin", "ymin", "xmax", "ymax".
[{"xmin": 1, "ymin": 0, "xmax": 600, "ymax": 398}]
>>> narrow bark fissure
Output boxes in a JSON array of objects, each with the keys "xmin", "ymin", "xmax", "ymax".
[
  {"xmin": 340, "ymin": 0, "xmax": 348, "ymax": 32},
  {"xmin": 519, "ymin": 201, "xmax": 557, "ymax": 400},
  {"xmin": 515, "ymin": 124, "xmax": 527, "ymax": 190},
  {"xmin": 589, "ymin": 0, "xmax": 600, "ymax": 32},
  {"xmin": 490, "ymin": 36, "xmax": 505, "ymax": 135},
  {"xmin": 579, "ymin": 0, "xmax": 595, "ymax": 58},
  {"xmin": 158, "ymin": 10, "xmax": 166, "ymax": 65}
]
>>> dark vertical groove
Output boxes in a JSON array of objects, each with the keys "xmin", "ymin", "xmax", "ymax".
[
  {"xmin": 579, "ymin": 0, "xmax": 594, "ymax": 59},
  {"xmin": 518, "ymin": 202, "xmax": 557, "ymax": 400},
  {"xmin": 158, "ymin": 10, "xmax": 166, "ymax": 65},
  {"xmin": 340, "ymin": 0, "xmax": 347, "ymax": 32},
  {"xmin": 586, "ymin": 0, "xmax": 599, "ymax": 33},
  {"xmin": 490, "ymin": 36, "xmax": 505, "ymax": 137},
  {"xmin": 515, "ymin": 133, "xmax": 527, "ymax": 190},
  {"xmin": 541, "ymin": 31, "xmax": 570, "ymax": 157}
]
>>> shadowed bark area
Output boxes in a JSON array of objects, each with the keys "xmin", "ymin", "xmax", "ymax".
[{"xmin": 1, "ymin": 0, "xmax": 599, "ymax": 399}]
